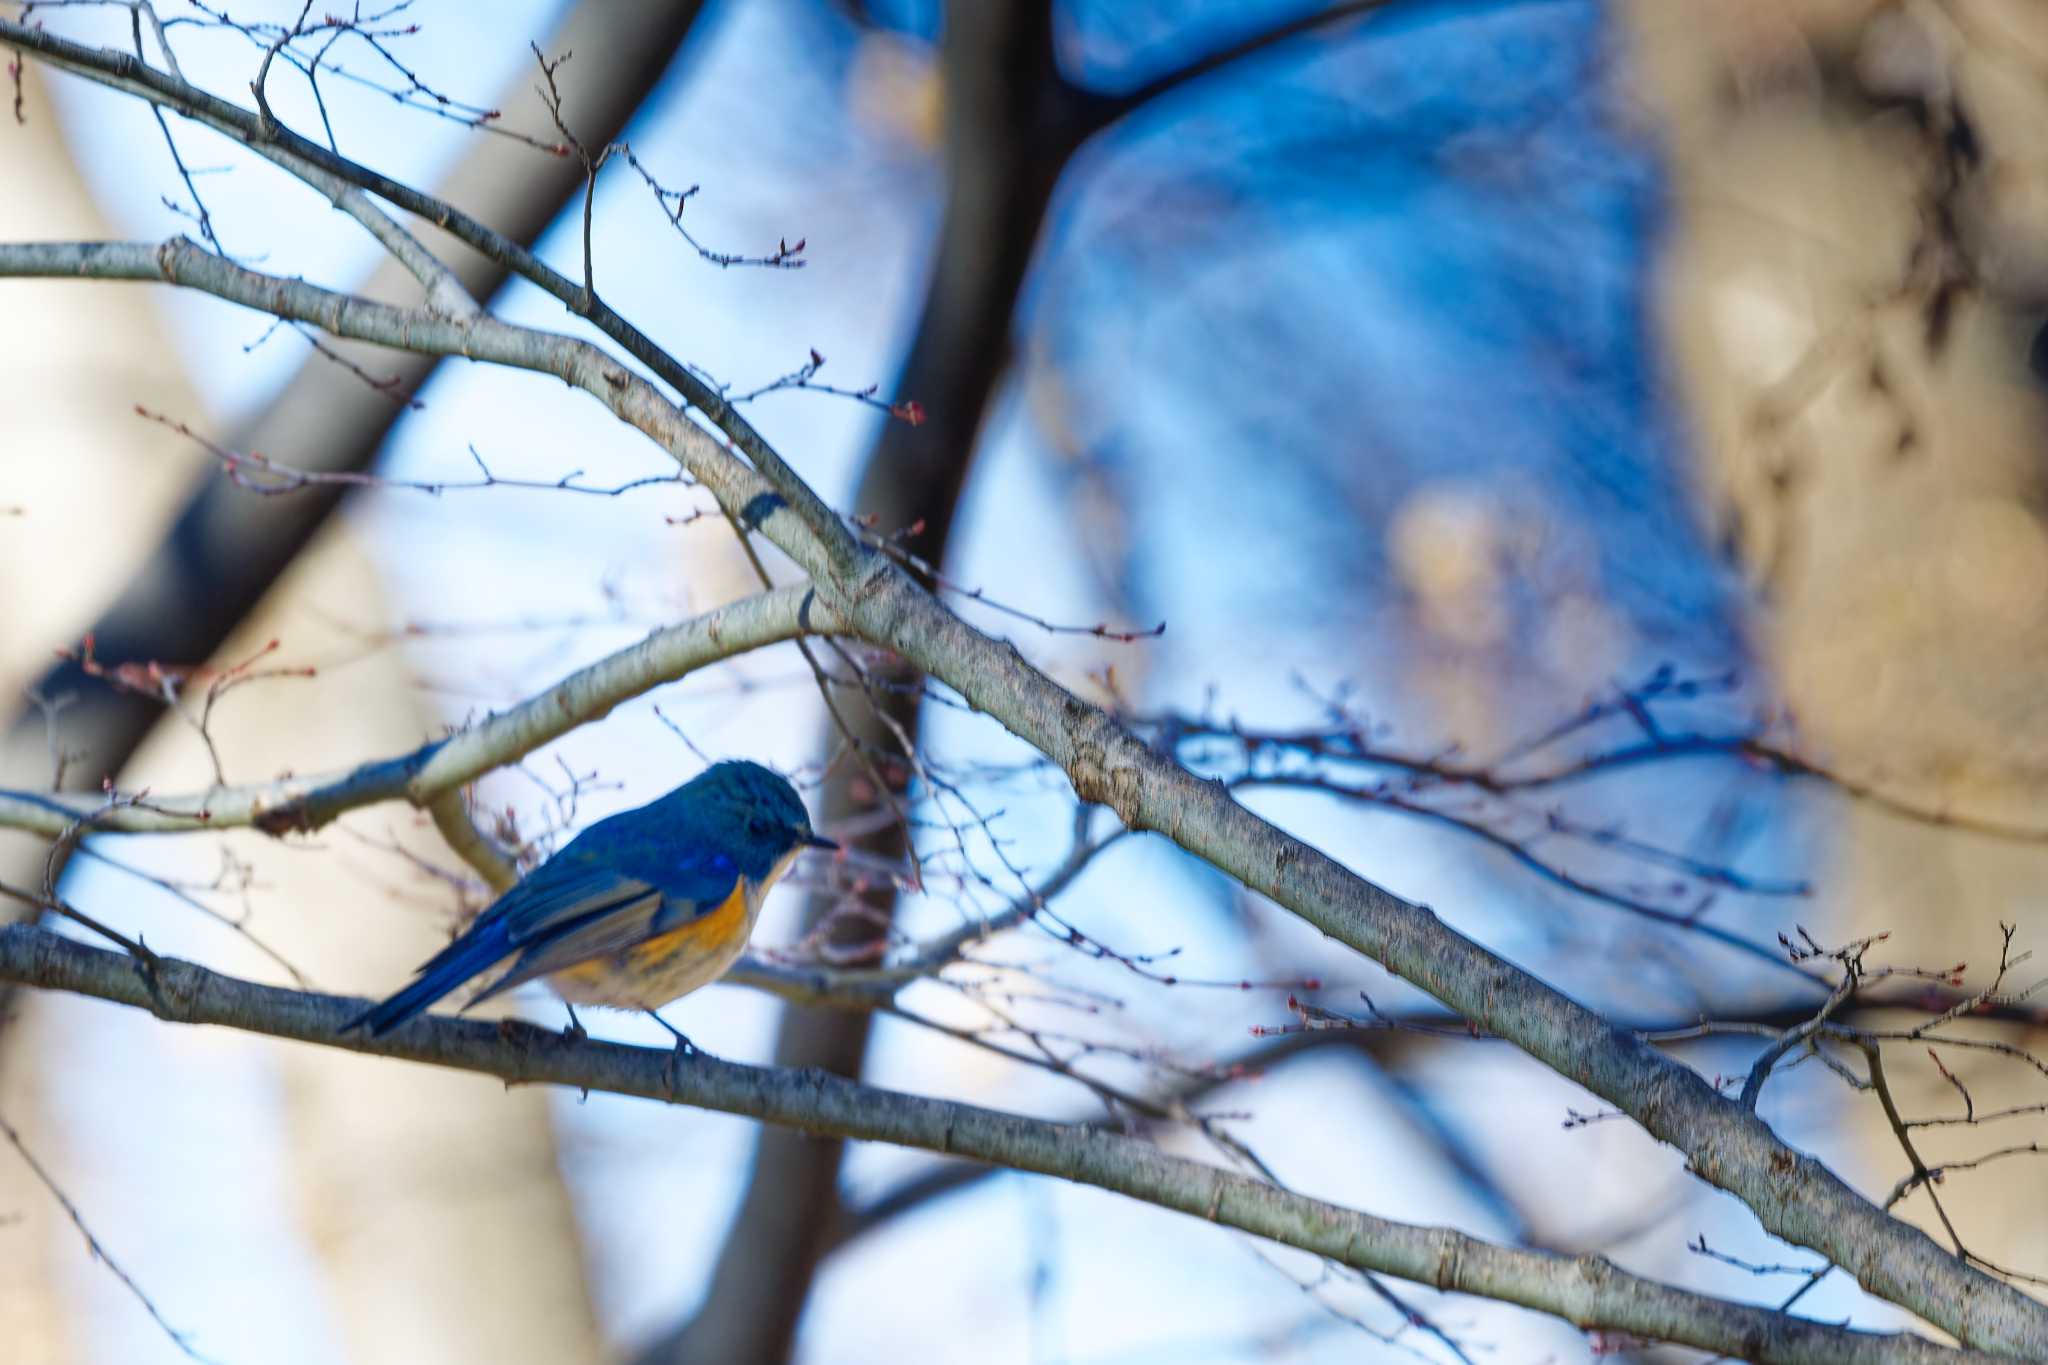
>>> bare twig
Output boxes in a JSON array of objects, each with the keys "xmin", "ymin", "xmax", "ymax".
[{"xmin": 0, "ymin": 1109, "xmax": 222, "ymax": 1364}]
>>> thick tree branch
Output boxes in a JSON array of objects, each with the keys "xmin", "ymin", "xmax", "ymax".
[
  {"xmin": 0, "ymin": 922, "xmax": 2000, "ymax": 1365},
  {"xmin": 831, "ymin": 976, "xmax": 2048, "ymax": 1256},
  {"xmin": 0, "ymin": 230, "xmax": 827, "ymax": 556},
  {"xmin": 842, "ymin": 569, "xmax": 2048, "ymax": 1355}
]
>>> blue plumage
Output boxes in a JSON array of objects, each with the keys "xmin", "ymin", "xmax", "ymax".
[{"xmin": 341, "ymin": 760, "xmax": 831, "ymax": 1036}]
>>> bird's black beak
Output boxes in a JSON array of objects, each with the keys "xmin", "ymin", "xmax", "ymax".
[{"xmin": 804, "ymin": 833, "xmax": 840, "ymax": 851}]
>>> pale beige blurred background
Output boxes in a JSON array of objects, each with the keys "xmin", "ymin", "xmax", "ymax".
[{"xmin": 1619, "ymin": 0, "xmax": 2048, "ymax": 1288}]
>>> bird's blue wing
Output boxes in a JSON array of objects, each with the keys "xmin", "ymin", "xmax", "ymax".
[
  {"xmin": 341, "ymin": 821, "xmax": 740, "ymax": 1035},
  {"xmin": 465, "ymin": 883, "xmax": 665, "ymax": 1004},
  {"xmin": 560, "ymin": 818, "xmax": 741, "ymax": 909},
  {"xmin": 463, "ymin": 835, "xmax": 743, "ymax": 1003},
  {"xmin": 488, "ymin": 856, "xmax": 664, "ymax": 941}
]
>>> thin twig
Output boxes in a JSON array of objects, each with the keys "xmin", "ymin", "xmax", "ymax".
[{"xmin": 0, "ymin": 1110, "xmax": 223, "ymax": 1363}]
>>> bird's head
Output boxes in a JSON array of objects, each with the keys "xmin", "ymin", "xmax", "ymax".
[{"xmin": 682, "ymin": 760, "xmax": 836, "ymax": 874}]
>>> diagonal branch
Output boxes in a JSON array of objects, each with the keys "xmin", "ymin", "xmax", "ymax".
[
  {"xmin": 0, "ymin": 235, "xmax": 826, "ymax": 571},
  {"xmin": 848, "ymin": 563, "xmax": 2048, "ymax": 1356},
  {"xmin": 0, "ymin": 921, "xmax": 2003, "ymax": 1365}
]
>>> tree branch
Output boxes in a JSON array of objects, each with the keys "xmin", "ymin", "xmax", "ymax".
[
  {"xmin": 0, "ymin": 921, "xmax": 2000, "ymax": 1365},
  {"xmin": 0, "ymin": 582, "xmax": 835, "ymax": 835},
  {"xmin": 1083, "ymin": 0, "xmax": 1398, "ymax": 131},
  {"xmin": 0, "ymin": 16, "xmax": 863, "ymax": 576},
  {"xmin": 426, "ymin": 790, "xmax": 518, "ymax": 894},
  {"xmin": 845, "ymin": 564, "xmax": 2048, "ymax": 1355},
  {"xmin": 0, "ymin": 237, "xmax": 820, "ymax": 556}
]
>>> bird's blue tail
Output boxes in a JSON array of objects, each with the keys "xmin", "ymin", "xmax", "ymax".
[{"xmin": 340, "ymin": 919, "xmax": 512, "ymax": 1036}]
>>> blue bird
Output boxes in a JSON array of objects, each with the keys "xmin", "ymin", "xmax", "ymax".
[{"xmin": 342, "ymin": 760, "xmax": 834, "ymax": 1039}]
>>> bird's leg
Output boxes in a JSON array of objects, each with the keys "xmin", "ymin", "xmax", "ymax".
[
  {"xmin": 561, "ymin": 1003, "xmax": 586, "ymax": 1043},
  {"xmin": 645, "ymin": 1009, "xmax": 697, "ymax": 1054},
  {"xmin": 646, "ymin": 1009, "xmax": 699, "ymax": 1090}
]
